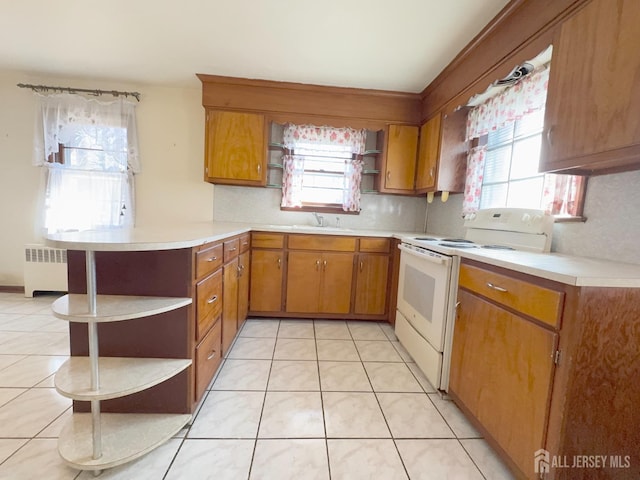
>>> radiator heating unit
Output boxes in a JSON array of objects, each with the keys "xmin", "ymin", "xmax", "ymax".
[{"xmin": 24, "ymin": 244, "xmax": 68, "ymax": 297}]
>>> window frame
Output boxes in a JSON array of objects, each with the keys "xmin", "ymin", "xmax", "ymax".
[{"xmin": 475, "ymin": 113, "xmax": 587, "ymax": 222}]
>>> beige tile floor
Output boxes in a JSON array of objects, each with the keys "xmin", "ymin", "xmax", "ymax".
[{"xmin": 0, "ymin": 292, "xmax": 516, "ymax": 479}]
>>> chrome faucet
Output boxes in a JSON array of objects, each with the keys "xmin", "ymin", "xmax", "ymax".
[{"xmin": 312, "ymin": 212, "xmax": 324, "ymax": 227}]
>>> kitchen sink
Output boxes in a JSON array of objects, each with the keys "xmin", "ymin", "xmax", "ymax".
[{"xmin": 262, "ymin": 224, "xmax": 352, "ymax": 232}]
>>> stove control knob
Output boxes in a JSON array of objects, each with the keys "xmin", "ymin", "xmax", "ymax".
[
  {"xmin": 466, "ymin": 212, "xmax": 476, "ymax": 221},
  {"xmin": 532, "ymin": 214, "xmax": 543, "ymax": 224},
  {"xmin": 522, "ymin": 213, "xmax": 531, "ymax": 223}
]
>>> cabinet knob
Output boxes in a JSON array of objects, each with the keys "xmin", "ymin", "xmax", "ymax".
[
  {"xmin": 207, "ymin": 256, "xmax": 218, "ymax": 262},
  {"xmin": 277, "ymin": 257, "xmax": 282, "ymax": 269},
  {"xmin": 323, "ymin": 259, "xmax": 328, "ymax": 271},
  {"xmin": 316, "ymin": 259, "xmax": 321, "ymax": 271},
  {"xmin": 429, "ymin": 167, "xmax": 435, "ymax": 178},
  {"xmin": 257, "ymin": 164, "xmax": 262, "ymax": 173},
  {"xmin": 359, "ymin": 260, "xmax": 364, "ymax": 272},
  {"xmin": 386, "ymin": 171, "xmax": 391, "ymax": 180}
]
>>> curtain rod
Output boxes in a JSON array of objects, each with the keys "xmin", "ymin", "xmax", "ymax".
[{"xmin": 17, "ymin": 83, "xmax": 141, "ymax": 102}]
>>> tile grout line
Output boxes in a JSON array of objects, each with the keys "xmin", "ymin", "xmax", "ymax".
[
  {"xmin": 314, "ymin": 319, "xmax": 332, "ymax": 480},
  {"xmin": 245, "ymin": 318, "xmax": 280, "ymax": 480}
]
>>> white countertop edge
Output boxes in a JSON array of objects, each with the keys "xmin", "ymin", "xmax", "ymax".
[{"xmin": 44, "ymin": 223, "xmax": 640, "ymax": 288}]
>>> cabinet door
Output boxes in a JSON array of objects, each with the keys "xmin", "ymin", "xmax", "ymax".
[
  {"xmin": 319, "ymin": 253, "xmax": 354, "ymax": 314},
  {"xmin": 415, "ymin": 114, "xmax": 441, "ymax": 192},
  {"xmin": 381, "ymin": 125, "xmax": 418, "ymax": 192},
  {"xmin": 205, "ymin": 111, "xmax": 266, "ymax": 184},
  {"xmin": 449, "ymin": 289, "xmax": 557, "ymax": 478},
  {"xmin": 250, "ymin": 250, "xmax": 284, "ymax": 312},
  {"xmin": 541, "ymin": 0, "xmax": 640, "ymax": 173},
  {"xmin": 285, "ymin": 251, "xmax": 321, "ymax": 313},
  {"xmin": 354, "ymin": 254, "xmax": 389, "ymax": 316},
  {"xmin": 221, "ymin": 258, "xmax": 239, "ymax": 356},
  {"xmin": 237, "ymin": 251, "xmax": 250, "ymax": 330}
]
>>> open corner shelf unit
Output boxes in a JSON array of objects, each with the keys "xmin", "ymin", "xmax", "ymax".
[{"xmin": 52, "ymin": 250, "xmax": 193, "ymax": 472}]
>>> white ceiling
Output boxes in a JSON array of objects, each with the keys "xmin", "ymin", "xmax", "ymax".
[{"xmin": 0, "ymin": 0, "xmax": 509, "ymax": 93}]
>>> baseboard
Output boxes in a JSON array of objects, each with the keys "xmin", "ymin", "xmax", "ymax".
[{"xmin": 0, "ymin": 286, "xmax": 25, "ymax": 294}]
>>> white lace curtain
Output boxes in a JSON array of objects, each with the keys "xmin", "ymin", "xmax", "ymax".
[
  {"xmin": 281, "ymin": 124, "xmax": 366, "ymax": 212},
  {"xmin": 33, "ymin": 94, "xmax": 140, "ymax": 233}
]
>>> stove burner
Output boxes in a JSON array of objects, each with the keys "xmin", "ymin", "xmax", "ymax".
[
  {"xmin": 481, "ymin": 245, "xmax": 516, "ymax": 250},
  {"xmin": 438, "ymin": 242, "xmax": 477, "ymax": 248},
  {"xmin": 414, "ymin": 237, "xmax": 438, "ymax": 241},
  {"xmin": 441, "ymin": 238, "xmax": 474, "ymax": 243}
]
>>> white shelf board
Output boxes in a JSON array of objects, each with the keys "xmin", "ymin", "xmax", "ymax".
[
  {"xmin": 55, "ymin": 357, "xmax": 192, "ymax": 401},
  {"xmin": 59, "ymin": 413, "xmax": 191, "ymax": 471},
  {"xmin": 52, "ymin": 294, "xmax": 192, "ymax": 322}
]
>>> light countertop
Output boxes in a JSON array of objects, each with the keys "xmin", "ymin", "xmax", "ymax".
[{"xmin": 45, "ymin": 223, "xmax": 640, "ymax": 288}]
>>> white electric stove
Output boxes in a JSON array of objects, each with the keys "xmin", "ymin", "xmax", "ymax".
[{"xmin": 395, "ymin": 208, "xmax": 554, "ymax": 391}]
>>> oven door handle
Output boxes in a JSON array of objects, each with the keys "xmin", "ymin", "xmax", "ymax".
[{"xmin": 398, "ymin": 244, "xmax": 448, "ymax": 265}]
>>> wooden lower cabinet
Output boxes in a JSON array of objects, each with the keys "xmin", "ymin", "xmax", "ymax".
[
  {"xmin": 237, "ymin": 251, "xmax": 250, "ymax": 330},
  {"xmin": 450, "ymin": 289, "xmax": 557, "ymax": 478},
  {"xmin": 250, "ymin": 233, "xmax": 391, "ymax": 319},
  {"xmin": 354, "ymin": 253, "xmax": 389, "ymax": 315},
  {"xmin": 250, "ymin": 249, "xmax": 284, "ymax": 312},
  {"xmin": 222, "ymin": 257, "xmax": 239, "ymax": 356},
  {"xmin": 195, "ymin": 317, "xmax": 222, "ymax": 401},
  {"xmin": 450, "ymin": 259, "xmax": 640, "ymax": 480},
  {"xmin": 285, "ymin": 251, "xmax": 354, "ymax": 314}
]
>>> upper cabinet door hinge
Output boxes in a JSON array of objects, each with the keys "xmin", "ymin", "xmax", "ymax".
[{"xmin": 554, "ymin": 350, "xmax": 561, "ymax": 365}]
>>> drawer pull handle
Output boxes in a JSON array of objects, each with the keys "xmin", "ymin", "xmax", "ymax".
[
  {"xmin": 207, "ymin": 295, "xmax": 218, "ymax": 304},
  {"xmin": 277, "ymin": 257, "xmax": 282, "ymax": 269},
  {"xmin": 206, "ymin": 256, "xmax": 218, "ymax": 262},
  {"xmin": 207, "ymin": 350, "xmax": 217, "ymax": 360},
  {"xmin": 359, "ymin": 260, "xmax": 364, "ymax": 272},
  {"xmin": 487, "ymin": 282, "xmax": 508, "ymax": 293},
  {"xmin": 228, "ymin": 247, "xmax": 237, "ymax": 252},
  {"xmin": 323, "ymin": 259, "xmax": 328, "ymax": 271}
]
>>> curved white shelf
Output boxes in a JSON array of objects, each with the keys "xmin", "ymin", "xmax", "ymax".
[
  {"xmin": 52, "ymin": 294, "xmax": 192, "ymax": 322},
  {"xmin": 55, "ymin": 357, "xmax": 192, "ymax": 401},
  {"xmin": 58, "ymin": 413, "xmax": 191, "ymax": 470}
]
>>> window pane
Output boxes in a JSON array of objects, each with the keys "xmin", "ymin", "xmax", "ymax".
[
  {"xmin": 480, "ymin": 183, "xmax": 508, "ymax": 209},
  {"xmin": 483, "ymin": 145, "xmax": 512, "ymax": 183},
  {"xmin": 515, "ymin": 108, "xmax": 545, "ymax": 137},
  {"xmin": 510, "ymin": 135, "xmax": 543, "ymax": 179},
  {"xmin": 300, "ymin": 186, "xmax": 343, "ymax": 205},
  {"xmin": 487, "ymin": 122, "xmax": 514, "ymax": 147},
  {"xmin": 506, "ymin": 177, "xmax": 544, "ymax": 208}
]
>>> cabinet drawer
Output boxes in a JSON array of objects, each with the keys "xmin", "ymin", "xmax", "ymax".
[
  {"xmin": 223, "ymin": 238, "xmax": 240, "ymax": 262},
  {"xmin": 239, "ymin": 234, "xmax": 251, "ymax": 253},
  {"xmin": 459, "ymin": 263, "xmax": 563, "ymax": 328},
  {"xmin": 359, "ymin": 237, "xmax": 390, "ymax": 253},
  {"xmin": 288, "ymin": 234, "xmax": 356, "ymax": 252},
  {"xmin": 252, "ymin": 232, "xmax": 285, "ymax": 249},
  {"xmin": 196, "ymin": 269, "xmax": 222, "ymax": 335},
  {"xmin": 195, "ymin": 317, "xmax": 222, "ymax": 401},
  {"xmin": 195, "ymin": 243, "xmax": 223, "ymax": 279}
]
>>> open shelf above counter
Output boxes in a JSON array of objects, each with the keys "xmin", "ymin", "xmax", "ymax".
[{"xmin": 52, "ymin": 294, "xmax": 192, "ymax": 323}]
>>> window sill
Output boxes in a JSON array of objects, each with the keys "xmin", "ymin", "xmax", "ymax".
[
  {"xmin": 553, "ymin": 215, "xmax": 587, "ymax": 223},
  {"xmin": 281, "ymin": 205, "xmax": 360, "ymax": 215}
]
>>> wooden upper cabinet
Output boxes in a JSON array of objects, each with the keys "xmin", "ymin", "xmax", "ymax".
[
  {"xmin": 380, "ymin": 125, "xmax": 418, "ymax": 193},
  {"xmin": 415, "ymin": 114, "xmax": 441, "ymax": 192},
  {"xmin": 541, "ymin": 0, "xmax": 640, "ymax": 174},
  {"xmin": 205, "ymin": 110, "xmax": 267, "ymax": 185},
  {"xmin": 415, "ymin": 110, "xmax": 468, "ymax": 194}
]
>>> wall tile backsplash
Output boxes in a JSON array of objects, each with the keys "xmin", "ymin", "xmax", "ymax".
[{"xmin": 213, "ymin": 186, "xmax": 428, "ymax": 233}]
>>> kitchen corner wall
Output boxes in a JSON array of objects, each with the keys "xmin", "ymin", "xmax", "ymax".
[
  {"xmin": 0, "ymin": 70, "xmax": 213, "ymax": 287},
  {"xmin": 425, "ymin": 169, "xmax": 640, "ymax": 265},
  {"xmin": 213, "ymin": 185, "xmax": 428, "ymax": 233}
]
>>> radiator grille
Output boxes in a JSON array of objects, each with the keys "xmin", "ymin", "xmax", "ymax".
[{"xmin": 25, "ymin": 246, "xmax": 67, "ymax": 264}]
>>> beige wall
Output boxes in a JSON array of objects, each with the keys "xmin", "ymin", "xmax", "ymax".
[{"xmin": 0, "ymin": 70, "xmax": 213, "ymax": 287}]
